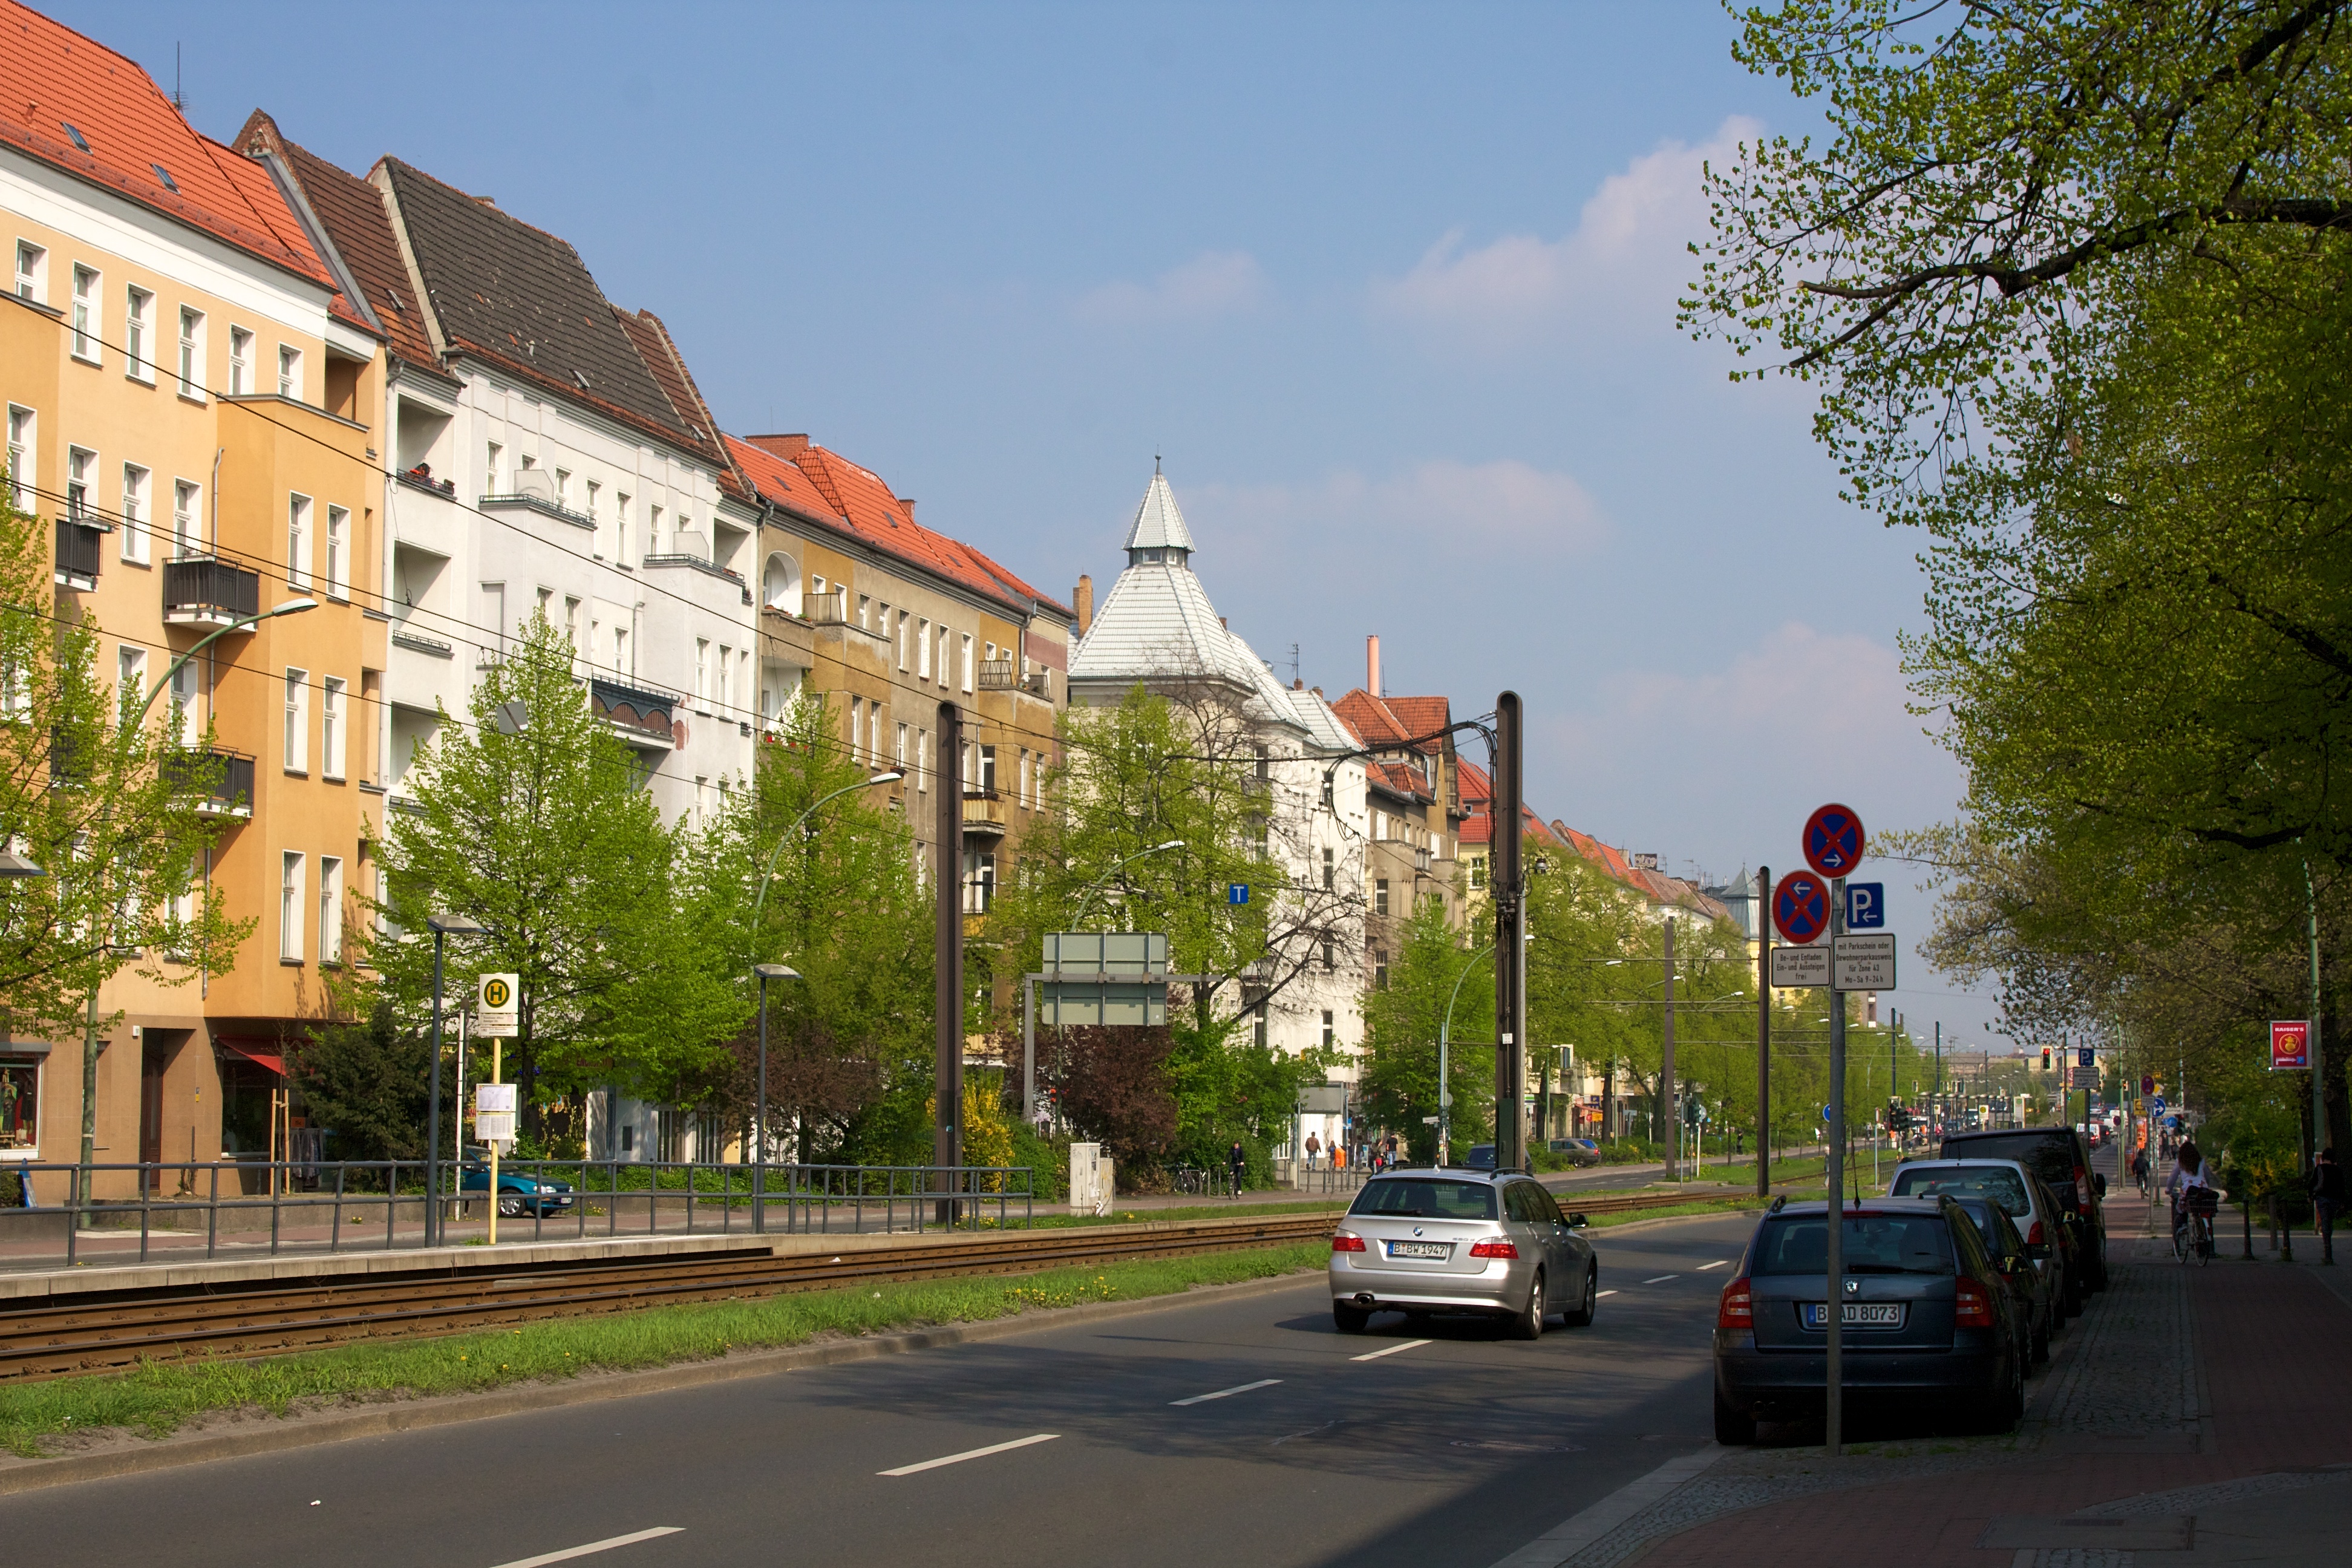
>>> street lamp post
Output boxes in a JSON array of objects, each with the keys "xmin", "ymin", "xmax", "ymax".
[
  {"xmin": 750, "ymin": 771, "xmax": 903, "ymax": 928},
  {"xmin": 751, "ymin": 962, "xmax": 800, "ymax": 1233},
  {"xmin": 1439, "ymin": 944, "xmax": 1497, "ymax": 1167},
  {"xmin": 424, "ymin": 912, "xmax": 486, "ymax": 1247},
  {"xmin": 1070, "ymin": 839, "xmax": 1186, "ymax": 929}
]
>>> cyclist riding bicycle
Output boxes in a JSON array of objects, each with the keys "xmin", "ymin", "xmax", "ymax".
[{"xmin": 2166, "ymin": 1139, "xmax": 2219, "ymax": 1258}]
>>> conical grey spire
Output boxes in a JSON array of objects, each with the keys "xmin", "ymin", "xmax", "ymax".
[{"xmin": 1122, "ymin": 470, "xmax": 1196, "ymax": 563}]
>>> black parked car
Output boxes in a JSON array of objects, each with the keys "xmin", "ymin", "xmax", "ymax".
[
  {"xmin": 1945, "ymin": 1194, "xmax": 2054, "ymax": 1367},
  {"xmin": 1713, "ymin": 1197, "xmax": 2026, "ymax": 1444},
  {"xmin": 1940, "ymin": 1126, "xmax": 2109, "ymax": 1289}
]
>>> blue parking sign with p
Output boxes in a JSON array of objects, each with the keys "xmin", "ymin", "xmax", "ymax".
[{"xmin": 1844, "ymin": 882, "xmax": 1884, "ymax": 929}]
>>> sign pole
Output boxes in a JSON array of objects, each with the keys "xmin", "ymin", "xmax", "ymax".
[
  {"xmin": 935, "ymin": 699, "xmax": 964, "ymax": 1226},
  {"xmin": 1661, "ymin": 916, "xmax": 1677, "ymax": 1183},
  {"xmin": 1494, "ymin": 691, "xmax": 1526, "ymax": 1173},
  {"xmin": 1757, "ymin": 867, "xmax": 1771, "ymax": 1199},
  {"xmin": 1826, "ymin": 873, "xmax": 1846, "ymax": 1456},
  {"xmin": 488, "ymin": 1039, "xmax": 501, "ymax": 1246}
]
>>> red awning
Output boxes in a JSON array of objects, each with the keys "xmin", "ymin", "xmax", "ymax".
[{"xmin": 216, "ymin": 1039, "xmax": 286, "ymax": 1076}]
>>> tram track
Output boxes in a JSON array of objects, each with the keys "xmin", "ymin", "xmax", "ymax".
[{"xmin": 0, "ymin": 1189, "xmax": 1747, "ymax": 1383}]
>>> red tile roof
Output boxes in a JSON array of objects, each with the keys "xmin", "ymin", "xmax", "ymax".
[
  {"xmin": 0, "ymin": 5, "xmax": 349, "ymax": 307},
  {"xmin": 1332, "ymin": 688, "xmax": 1451, "ymax": 754},
  {"xmin": 724, "ymin": 433, "xmax": 1069, "ymax": 622}
]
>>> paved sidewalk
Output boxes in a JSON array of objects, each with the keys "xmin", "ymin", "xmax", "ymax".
[{"xmin": 1604, "ymin": 1192, "xmax": 2352, "ymax": 1567}]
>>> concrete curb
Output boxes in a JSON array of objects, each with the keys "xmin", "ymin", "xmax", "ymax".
[{"xmin": 0, "ymin": 1267, "xmax": 1325, "ymax": 1497}]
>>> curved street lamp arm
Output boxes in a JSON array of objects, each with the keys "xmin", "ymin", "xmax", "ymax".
[
  {"xmin": 751, "ymin": 771, "xmax": 903, "ymax": 929},
  {"xmin": 1070, "ymin": 838, "xmax": 1184, "ymax": 929}
]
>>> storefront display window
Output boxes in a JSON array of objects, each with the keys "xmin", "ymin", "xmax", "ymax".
[
  {"xmin": 220, "ymin": 1056, "xmax": 276, "ymax": 1157},
  {"xmin": 0, "ymin": 1057, "xmax": 36, "ymax": 1153}
]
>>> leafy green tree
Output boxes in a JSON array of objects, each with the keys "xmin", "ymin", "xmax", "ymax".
[
  {"xmin": 369, "ymin": 614, "xmax": 734, "ymax": 1142},
  {"xmin": 293, "ymin": 999, "xmax": 428, "ymax": 1166},
  {"xmin": 0, "ymin": 485, "xmax": 248, "ymax": 1188},
  {"xmin": 1361, "ymin": 897, "xmax": 1495, "ymax": 1161},
  {"xmin": 676, "ymin": 691, "xmax": 930, "ymax": 1163}
]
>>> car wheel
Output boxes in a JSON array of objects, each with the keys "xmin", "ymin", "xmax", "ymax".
[
  {"xmin": 497, "ymin": 1192, "xmax": 526, "ymax": 1218},
  {"xmin": 1562, "ymin": 1264, "xmax": 1597, "ymax": 1328},
  {"xmin": 1333, "ymin": 1304, "xmax": 1371, "ymax": 1333},
  {"xmin": 1508, "ymin": 1270, "xmax": 1546, "ymax": 1340},
  {"xmin": 1713, "ymin": 1384, "xmax": 1756, "ymax": 1446}
]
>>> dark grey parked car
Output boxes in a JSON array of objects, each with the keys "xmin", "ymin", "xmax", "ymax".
[
  {"xmin": 1946, "ymin": 1193, "xmax": 2054, "ymax": 1367},
  {"xmin": 1713, "ymin": 1197, "xmax": 2026, "ymax": 1443}
]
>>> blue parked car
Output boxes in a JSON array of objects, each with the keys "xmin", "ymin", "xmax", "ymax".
[{"xmin": 459, "ymin": 1146, "xmax": 576, "ymax": 1218}]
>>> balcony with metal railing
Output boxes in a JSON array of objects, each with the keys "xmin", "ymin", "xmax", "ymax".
[
  {"xmin": 961, "ymin": 786, "xmax": 1010, "ymax": 837},
  {"xmin": 975, "ymin": 658, "xmax": 1018, "ymax": 691},
  {"xmin": 163, "ymin": 556, "xmax": 261, "ymax": 627},
  {"xmin": 53, "ymin": 517, "xmax": 101, "ymax": 590},
  {"xmin": 589, "ymin": 675, "xmax": 680, "ymax": 749},
  {"xmin": 164, "ymin": 747, "xmax": 257, "ymax": 819}
]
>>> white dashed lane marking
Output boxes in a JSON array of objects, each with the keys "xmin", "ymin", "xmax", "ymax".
[
  {"xmin": 1697, "ymin": 1261, "xmax": 1730, "ymax": 1271},
  {"xmin": 1350, "ymin": 1339, "xmax": 1432, "ymax": 1363},
  {"xmin": 487, "ymin": 1527, "xmax": 685, "ymax": 1567},
  {"xmin": 1595, "ymin": 1290, "xmax": 1619, "ymax": 1298},
  {"xmin": 1171, "ymin": 1379, "xmax": 1282, "ymax": 1407},
  {"xmin": 1641, "ymin": 1275, "xmax": 1679, "ymax": 1285},
  {"xmin": 878, "ymin": 1434, "xmax": 1059, "ymax": 1476}
]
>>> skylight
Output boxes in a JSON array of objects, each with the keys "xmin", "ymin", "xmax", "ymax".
[
  {"xmin": 60, "ymin": 122, "xmax": 89, "ymax": 153},
  {"xmin": 151, "ymin": 162, "xmax": 179, "ymax": 193}
]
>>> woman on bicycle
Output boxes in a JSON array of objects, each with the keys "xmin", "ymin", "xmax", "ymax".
[{"xmin": 2167, "ymin": 1140, "xmax": 2215, "ymax": 1249}]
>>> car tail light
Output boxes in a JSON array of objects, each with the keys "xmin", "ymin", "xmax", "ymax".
[
  {"xmin": 1717, "ymin": 1277, "xmax": 1753, "ymax": 1329},
  {"xmin": 2027, "ymin": 1220, "xmax": 2046, "ymax": 1247},
  {"xmin": 2073, "ymin": 1166, "xmax": 2093, "ymax": 1215},
  {"xmin": 1468, "ymin": 1239, "xmax": 1518, "ymax": 1259},
  {"xmin": 1331, "ymin": 1231, "xmax": 1365, "ymax": 1253},
  {"xmin": 1955, "ymin": 1276, "xmax": 1995, "ymax": 1327}
]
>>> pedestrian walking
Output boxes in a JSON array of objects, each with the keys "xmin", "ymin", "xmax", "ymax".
[
  {"xmin": 2310, "ymin": 1147, "xmax": 2343, "ymax": 1266},
  {"xmin": 1227, "ymin": 1139, "xmax": 1247, "ymax": 1199},
  {"xmin": 2132, "ymin": 1147, "xmax": 2151, "ymax": 1197},
  {"xmin": 1305, "ymin": 1132, "xmax": 1321, "ymax": 1170},
  {"xmin": 1383, "ymin": 1134, "xmax": 1400, "ymax": 1171}
]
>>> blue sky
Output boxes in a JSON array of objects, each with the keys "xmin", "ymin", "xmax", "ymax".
[{"xmin": 60, "ymin": 0, "xmax": 2002, "ymax": 1053}]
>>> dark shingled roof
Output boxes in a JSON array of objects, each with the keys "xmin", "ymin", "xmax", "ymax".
[{"xmin": 378, "ymin": 157, "xmax": 690, "ymax": 440}]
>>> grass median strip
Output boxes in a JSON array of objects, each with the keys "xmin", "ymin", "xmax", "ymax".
[{"xmin": 0, "ymin": 1241, "xmax": 1330, "ymax": 1459}]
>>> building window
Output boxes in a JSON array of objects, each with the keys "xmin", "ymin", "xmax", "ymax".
[
  {"xmin": 1322, "ymin": 847, "xmax": 1335, "ymax": 891},
  {"xmin": 979, "ymin": 745, "xmax": 997, "ymax": 795},
  {"xmin": 172, "ymin": 480, "xmax": 198, "ymax": 555},
  {"xmin": 586, "ymin": 480, "xmax": 602, "ymax": 550},
  {"xmin": 1375, "ymin": 953, "xmax": 1390, "ymax": 991},
  {"xmin": 848, "ymin": 697, "xmax": 864, "ymax": 763},
  {"xmin": 324, "ymin": 505, "xmax": 348, "ymax": 597},
  {"xmin": 485, "ymin": 441, "xmax": 501, "ymax": 492},
  {"xmin": 897, "ymin": 610, "xmax": 910, "ymax": 671},
  {"xmin": 964, "ymin": 849, "xmax": 997, "ymax": 913},
  {"xmin": 321, "ymin": 677, "xmax": 346, "ymax": 780},
  {"xmin": 615, "ymin": 494, "xmax": 631, "ymax": 565},
  {"xmin": 65, "ymin": 447, "xmax": 93, "ymax": 521},
  {"xmin": 120, "ymin": 463, "xmax": 149, "ymax": 563},
  {"xmin": 1019, "ymin": 748, "xmax": 1031, "ymax": 808},
  {"xmin": 716, "ymin": 644, "xmax": 732, "ymax": 711},
  {"xmin": 277, "ymin": 344, "xmax": 301, "ymax": 399},
  {"xmin": 917, "ymin": 729, "xmax": 930, "ymax": 791},
  {"xmin": 118, "ymin": 645, "xmax": 147, "ymax": 710},
  {"xmin": 1322, "ymin": 1010, "xmax": 1335, "ymax": 1049},
  {"xmin": 612, "ymin": 627, "xmax": 628, "ymax": 676},
  {"xmin": 1374, "ymin": 879, "xmax": 1390, "ymax": 916},
  {"xmin": 1469, "ymin": 855, "xmax": 1488, "ymax": 890},
  {"xmin": 177, "ymin": 308, "xmax": 203, "ymax": 397},
  {"xmin": 280, "ymin": 852, "xmax": 305, "ymax": 961},
  {"xmin": 13, "ymin": 241, "xmax": 43, "ymax": 302},
  {"xmin": 318, "ymin": 855, "xmax": 342, "ymax": 965},
  {"xmin": 694, "ymin": 639, "xmax": 711, "ymax": 706},
  {"xmin": 896, "ymin": 722, "xmax": 908, "ymax": 771},
  {"xmin": 960, "ymin": 633, "xmax": 974, "ymax": 693},
  {"xmin": 564, "ymin": 596, "xmax": 581, "ymax": 654},
  {"xmin": 917, "ymin": 619, "xmax": 932, "ymax": 679},
  {"xmin": 284, "ymin": 668, "xmax": 309, "ymax": 773},
  {"xmin": 287, "ymin": 494, "xmax": 312, "ymax": 589},
  {"xmin": 1253, "ymin": 1004, "xmax": 1268, "ymax": 1049},
  {"xmin": 555, "ymin": 468, "xmax": 571, "ymax": 511},
  {"xmin": 1322, "ymin": 938, "xmax": 1334, "ymax": 972},
  {"xmin": 228, "ymin": 327, "xmax": 253, "ymax": 395},
  {"xmin": 6, "ymin": 406, "xmax": 32, "ymax": 511},
  {"xmin": 858, "ymin": 594, "xmax": 872, "ymax": 630},
  {"xmin": 647, "ymin": 503, "xmax": 663, "ymax": 558},
  {"xmin": 168, "ymin": 659, "xmax": 198, "ymax": 746},
  {"xmin": 70, "ymin": 266, "xmax": 99, "ymax": 361},
  {"xmin": 124, "ymin": 287, "xmax": 153, "ymax": 382}
]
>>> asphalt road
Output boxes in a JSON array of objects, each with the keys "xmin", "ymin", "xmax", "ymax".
[{"xmin": 2, "ymin": 1212, "xmax": 1762, "ymax": 1568}]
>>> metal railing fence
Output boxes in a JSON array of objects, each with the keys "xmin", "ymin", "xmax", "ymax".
[{"xmin": 0, "ymin": 1158, "xmax": 1034, "ymax": 1272}]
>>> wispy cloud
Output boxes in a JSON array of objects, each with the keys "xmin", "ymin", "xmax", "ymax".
[
  {"xmin": 1074, "ymin": 250, "xmax": 1269, "ymax": 325},
  {"xmin": 1197, "ymin": 457, "xmax": 1609, "ymax": 556},
  {"xmin": 1368, "ymin": 115, "xmax": 1762, "ymax": 349}
]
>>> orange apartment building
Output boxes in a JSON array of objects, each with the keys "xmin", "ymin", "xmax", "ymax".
[{"xmin": 2, "ymin": 5, "xmax": 387, "ymax": 1198}]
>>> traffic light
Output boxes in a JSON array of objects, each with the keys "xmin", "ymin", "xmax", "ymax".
[{"xmin": 2041, "ymin": 1047, "xmax": 2053, "ymax": 1072}]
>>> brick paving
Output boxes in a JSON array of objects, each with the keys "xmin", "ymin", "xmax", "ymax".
[{"xmin": 1589, "ymin": 1191, "xmax": 2352, "ymax": 1568}]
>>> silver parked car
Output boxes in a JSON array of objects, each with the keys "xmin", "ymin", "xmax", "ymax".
[{"xmin": 1329, "ymin": 1169, "xmax": 1597, "ymax": 1338}]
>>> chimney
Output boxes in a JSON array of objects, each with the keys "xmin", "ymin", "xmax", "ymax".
[
  {"xmin": 897, "ymin": 497, "xmax": 916, "ymax": 520},
  {"xmin": 1218, "ymin": 616, "xmax": 1227, "ymax": 630},
  {"xmin": 1310, "ymin": 685, "xmax": 1323, "ymax": 699},
  {"xmin": 1367, "ymin": 635, "xmax": 1382, "ymax": 697},
  {"xmin": 1075, "ymin": 574, "xmax": 1094, "ymax": 636},
  {"xmin": 745, "ymin": 434, "xmax": 811, "ymax": 458}
]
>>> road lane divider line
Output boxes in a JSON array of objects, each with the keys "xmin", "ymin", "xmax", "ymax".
[
  {"xmin": 1641, "ymin": 1275, "xmax": 1679, "ymax": 1284},
  {"xmin": 1595, "ymin": 1290, "xmax": 1618, "ymax": 1298},
  {"xmin": 1171, "ymin": 1378, "xmax": 1283, "ymax": 1406},
  {"xmin": 878, "ymin": 1433, "xmax": 1059, "ymax": 1476},
  {"xmin": 1697, "ymin": 1261, "xmax": 1730, "ymax": 1270},
  {"xmin": 487, "ymin": 1526, "xmax": 684, "ymax": 1568},
  {"xmin": 1349, "ymin": 1339, "xmax": 1433, "ymax": 1363}
]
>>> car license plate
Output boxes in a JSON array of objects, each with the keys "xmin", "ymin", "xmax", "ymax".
[
  {"xmin": 1387, "ymin": 1241, "xmax": 1451, "ymax": 1260},
  {"xmin": 1802, "ymin": 1302, "xmax": 1904, "ymax": 1328}
]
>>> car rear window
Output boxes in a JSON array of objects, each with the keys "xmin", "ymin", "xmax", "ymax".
[
  {"xmin": 1751, "ymin": 1214, "xmax": 1956, "ymax": 1275},
  {"xmin": 1892, "ymin": 1165, "xmax": 2030, "ymax": 1216},
  {"xmin": 1350, "ymin": 1178, "xmax": 1498, "ymax": 1221},
  {"xmin": 1941, "ymin": 1132, "xmax": 2075, "ymax": 1186}
]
